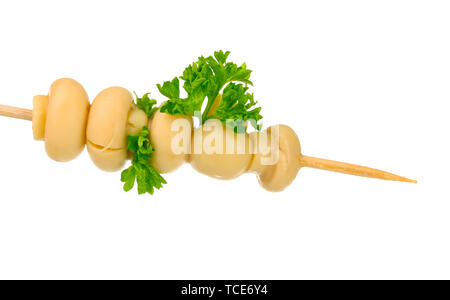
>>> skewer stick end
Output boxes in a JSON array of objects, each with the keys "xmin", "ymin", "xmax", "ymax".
[
  {"xmin": 299, "ymin": 155, "xmax": 417, "ymax": 184},
  {"xmin": 0, "ymin": 104, "xmax": 32, "ymax": 121}
]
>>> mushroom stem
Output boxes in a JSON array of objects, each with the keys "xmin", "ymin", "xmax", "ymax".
[
  {"xmin": 299, "ymin": 155, "xmax": 417, "ymax": 183},
  {"xmin": 0, "ymin": 104, "xmax": 32, "ymax": 121}
]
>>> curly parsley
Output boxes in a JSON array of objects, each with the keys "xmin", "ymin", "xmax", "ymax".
[
  {"xmin": 134, "ymin": 92, "xmax": 158, "ymax": 118},
  {"xmin": 157, "ymin": 50, "xmax": 262, "ymax": 130},
  {"xmin": 121, "ymin": 126, "xmax": 166, "ymax": 195}
]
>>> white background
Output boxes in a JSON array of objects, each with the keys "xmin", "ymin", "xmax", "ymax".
[{"xmin": 0, "ymin": 0, "xmax": 448, "ymax": 280}]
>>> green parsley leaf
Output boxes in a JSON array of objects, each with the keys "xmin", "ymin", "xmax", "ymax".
[
  {"xmin": 208, "ymin": 83, "xmax": 263, "ymax": 132},
  {"xmin": 157, "ymin": 77, "xmax": 204, "ymax": 116},
  {"xmin": 134, "ymin": 92, "xmax": 158, "ymax": 118},
  {"xmin": 158, "ymin": 50, "xmax": 262, "ymax": 129},
  {"xmin": 157, "ymin": 77, "xmax": 180, "ymax": 99},
  {"xmin": 121, "ymin": 166, "xmax": 136, "ymax": 192},
  {"xmin": 120, "ymin": 126, "xmax": 167, "ymax": 195}
]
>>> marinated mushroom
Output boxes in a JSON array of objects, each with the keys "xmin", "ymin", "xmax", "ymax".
[
  {"xmin": 86, "ymin": 87, "xmax": 134, "ymax": 172},
  {"xmin": 190, "ymin": 119, "xmax": 253, "ymax": 180},
  {"xmin": 0, "ymin": 50, "xmax": 416, "ymax": 197},
  {"xmin": 149, "ymin": 108, "xmax": 193, "ymax": 173},
  {"xmin": 44, "ymin": 78, "xmax": 90, "ymax": 162},
  {"xmin": 249, "ymin": 125, "xmax": 302, "ymax": 192},
  {"xmin": 32, "ymin": 95, "xmax": 49, "ymax": 141}
]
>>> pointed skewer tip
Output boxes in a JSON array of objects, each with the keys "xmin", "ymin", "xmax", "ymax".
[{"xmin": 299, "ymin": 155, "xmax": 417, "ymax": 184}]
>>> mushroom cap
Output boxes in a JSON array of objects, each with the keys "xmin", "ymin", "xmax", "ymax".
[
  {"xmin": 86, "ymin": 86, "xmax": 133, "ymax": 171},
  {"xmin": 149, "ymin": 108, "xmax": 193, "ymax": 173},
  {"xmin": 44, "ymin": 78, "xmax": 90, "ymax": 162},
  {"xmin": 126, "ymin": 107, "xmax": 148, "ymax": 136},
  {"xmin": 189, "ymin": 119, "xmax": 253, "ymax": 180},
  {"xmin": 86, "ymin": 142, "xmax": 128, "ymax": 172},
  {"xmin": 32, "ymin": 95, "xmax": 49, "ymax": 141},
  {"xmin": 252, "ymin": 125, "xmax": 302, "ymax": 192}
]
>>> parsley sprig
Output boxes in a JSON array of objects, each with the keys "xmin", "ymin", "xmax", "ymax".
[
  {"xmin": 121, "ymin": 126, "xmax": 166, "ymax": 195},
  {"xmin": 134, "ymin": 92, "xmax": 158, "ymax": 118},
  {"xmin": 157, "ymin": 50, "xmax": 262, "ymax": 130}
]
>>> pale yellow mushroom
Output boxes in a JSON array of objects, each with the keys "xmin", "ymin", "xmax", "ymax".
[
  {"xmin": 126, "ymin": 104, "xmax": 148, "ymax": 136},
  {"xmin": 189, "ymin": 119, "xmax": 253, "ymax": 180},
  {"xmin": 188, "ymin": 122, "xmax": 301, "ymax": 190},
  {"xmin": 149, "ymin": 108, "xmax": 193, "ymax": 173},
  {"xmin": 32, "ymin": 95, "xmax": 49, "ymax": 140},
  {"xmin": 249, "ymin": 125, "xmax": 301, "ymax": 192},
  {"xmin": 0, "ymin": 78, "xmax": 416, "ymax": 194},
  {"xmin": 45, "ymin": 78, "xmax": 90, "ymax": 162},
  {"xmin": 86, "ymin": 87, "xmax": 134, "ymax": 172}
]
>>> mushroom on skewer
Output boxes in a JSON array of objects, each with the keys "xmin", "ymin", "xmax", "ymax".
[{"xmin": 0, "ymin": 51, "xmax": 416, "ymax": 196}]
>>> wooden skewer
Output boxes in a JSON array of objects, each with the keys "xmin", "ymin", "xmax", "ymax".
[
  {"xmin": 0, "ymin": 103, "xmax": 417, "ymax": 183},
  {"xmin": 299, "ymin": 155, "xmax": 417, "ymax": 183},
  {"xmin": 0, "ymin": 104, "xmax": 32, "ymax": 121}
]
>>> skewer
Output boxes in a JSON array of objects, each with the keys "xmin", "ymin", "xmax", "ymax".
[
  {"xmin": 0, "ymin": 104, "xmax": 417, "ymax": 184},
  {"xmin": 299, "ymin": 155, "xmax": 416, "ymax": 183},
  {"xmin": 0, "ymin": 104, "xmax": 32, "ymax": 121}
]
